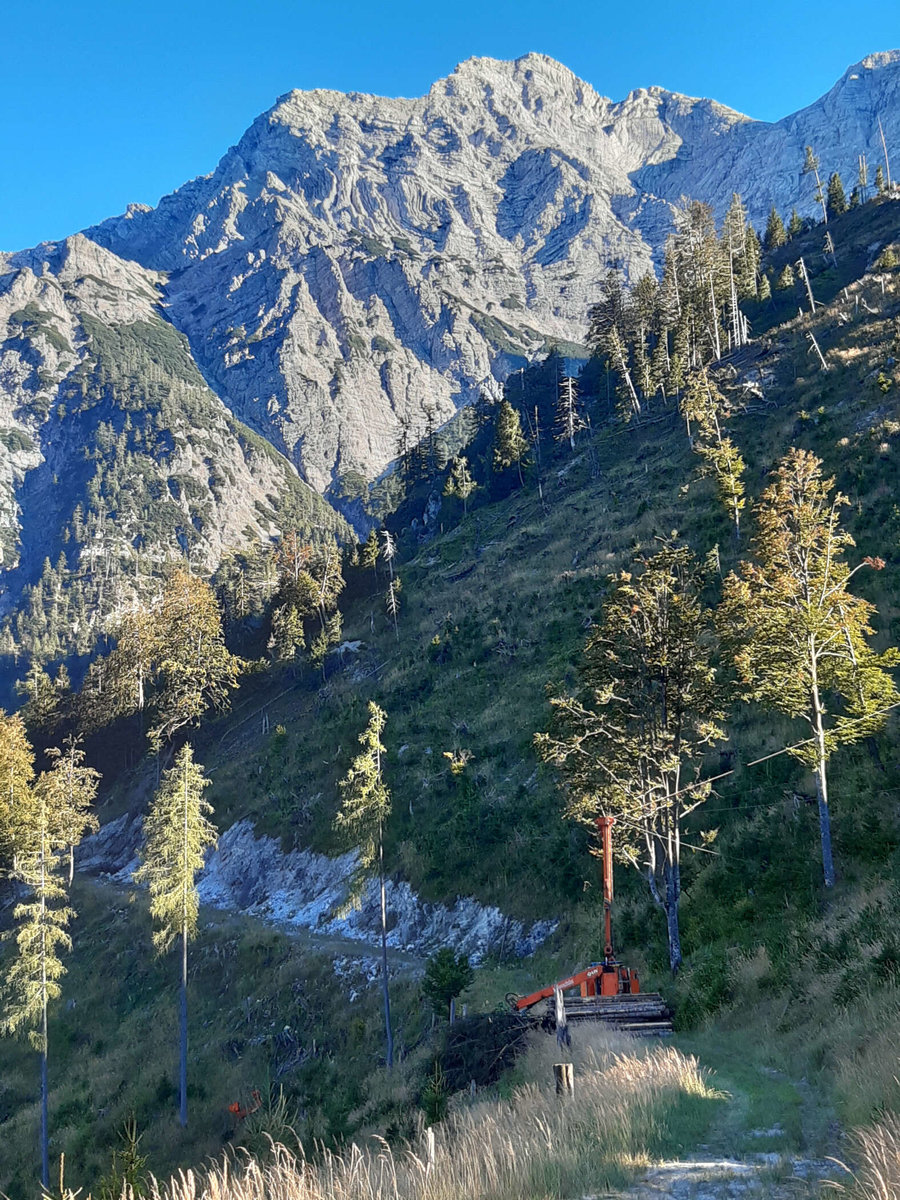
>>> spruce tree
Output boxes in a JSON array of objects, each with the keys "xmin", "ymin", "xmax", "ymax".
[
  {"xmin": 443, "ymin": 455, "xmax": 477, "ymax": 515},
  {"xmin": 775, "ymin": 264, "xmax": 796, "ymax": 290},
  {"xmin": 1, "ymin": 773, "xmax": 73, "ymax": 1189},
  {"xmin": 334, "ymin": 703, "xmax": 394, "ymax": 1066},
  {"xmin": 876, "ymin": 165, "xmax": 887, "ymax": 196},
  {"xmin": 720, "ymin": 450, "xmax": 899, "ymax": 889},
  {"xmin": 827, "ymin": 172, "xmax": 848, "ymax": 218},
  {"xmin": 134, "ymin": 744, "xmax": 217, "ymax": 1126},
  {"xmin": 787, "ymin": 208, "xmax": 804, "ymax": 239},
  {"xmin": 763, "ymin": 205, "xmax": 787, "ymax": 252},
  {"xmin": 492, "ymin": 399, "xmax": 528, "ymax": 487}
]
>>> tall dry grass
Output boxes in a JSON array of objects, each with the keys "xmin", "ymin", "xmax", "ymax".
[
  {"xmin": 130, "ymin": 1033, "xmax": 718, "ymax": 1200},
  {"xmin": 828, "ymin": 1115, "xmax": 900, "ymax": 1199}
]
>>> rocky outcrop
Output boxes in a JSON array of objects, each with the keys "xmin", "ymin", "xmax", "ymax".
[{"xmin": 79, "ymin": 814, "xmax": 557, "ymax": 962}]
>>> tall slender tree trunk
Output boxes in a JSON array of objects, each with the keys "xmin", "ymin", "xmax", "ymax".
[
  {"xmin": 41, "ymin": 995, "xmax": 49, "ymax": 1189},
  {"xmin": 378, "ymin": 828, "xmax": 394, "ymax": 1069},
  {"xmin": 180, "ymin": 924, "xmax": 188, "ymax": 1127},
  {"xmin": 663, "ymin": 861, "xmax": 683, "ymax": 975},
  {"xmin": 811, "ymin": 688, "xmax": 836, "ymax": 888}
]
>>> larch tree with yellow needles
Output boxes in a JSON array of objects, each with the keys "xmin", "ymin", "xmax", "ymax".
[
  {"xmin": 537, "ymin": 544, "xmax": 724, "ymax": 974},
  {"xmin": 720, "ymin": 449, "xmax": 899, "ymax": 889},
  {"xmin": 135, "ymin": 743, "xmax": 216, "ymax": 1127}
]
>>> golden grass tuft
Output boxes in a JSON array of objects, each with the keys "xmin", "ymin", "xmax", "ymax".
[
  {"xmin": 117, "ymin": 1034, "xmax": 719, "ymax": 1200},
  {"xmin": 828, "ymin": 1115, "xmax": 900, "ymax": 1198}
]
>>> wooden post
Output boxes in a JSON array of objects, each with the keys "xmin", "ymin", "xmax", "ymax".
[
  {"xmin": 554, "ymin": 1063, "xmax": 574, "ymax": 1097},
  {"xmin": 469, "ymin": 1079, "xmax": 476, "ymax": 1100}
]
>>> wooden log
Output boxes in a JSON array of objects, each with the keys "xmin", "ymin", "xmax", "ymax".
[{"xmin": 554, "ymin": 1062, "xmax": 574, "ymax": 1097}]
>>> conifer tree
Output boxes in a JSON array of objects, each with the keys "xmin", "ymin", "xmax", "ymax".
[
  {"xmin": 40, "ymin": 737, "xmax": 101, "ymax": 884},
  {"xmin": 555, "ymin": 376, "xmax": 585, "ymax": 450},
  {"xmin": 720, "ymin": 450, "xmax": 899, "ymax": 889},
  {"xmin": 680, "ymin": 368, "xmax": 747, "ymax": 537},
  {"xmin": 1, "ymin": 773, "xmax": 73, "ymax": 1189},
  {"xmin": 827, "ymin": 172, "xmax": 848, "ymax": 218},
  {"xmin": 492, "ymin": 399, "xmax": 528, "ymax": 486},
  {"xmin": 443, "ymin": 455, "xmax": 477, "ymax": 515},
  {"xmin": 788, "ymin": 208, "xmax": 804, "ymax": 239},
  {"xmin": 775, "ymin": 264, "xmax": 796, "ymax": 290},
  {"xmin": 149, "ymin": 571, "xmax": 241, "ymax": 751},
  {"xmin": 360, "ymin": 528, "xmax": 380, "ymax": 573},
  {"xmin": 0, "ymin": 711, "xmax": 37, "ymax": 870},
  {"xmin": 764, "ymin": 205, "xmax": 788, "ymax": 251},
  {"xmin": 334, "ymin": 703, "xmax": 394, "ymax": 1066},
  {"xmin": 758, "ymin": 273, "xmax": 772, "ymax": 302},
  {"xmin": 803, "ymin": 145, "xmax": 828, "ymax": 224},
  {"xmin": 134, "ymin": 744, "xmax": 216, "ymax": 1127},
  {"xmin": 875, "ymin": 164, "xmax": 887, "ymax": 196},
  {"xmin": 537, "ymin": 545, "xmax": 723, "ymax": 973}
]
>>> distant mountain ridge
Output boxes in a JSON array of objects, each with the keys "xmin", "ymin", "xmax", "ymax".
[
  {"xmin": 0, "ymin": 50, "xmax": 898, "ymax": 657},
  {"xmin": 85, "ymin": 50, "xmax": 900, "ymax": 489}
]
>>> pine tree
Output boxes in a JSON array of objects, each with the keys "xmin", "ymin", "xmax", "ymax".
[
  {"xmin": 40, "ymin": 737, "xmax": 101, "ymax": 884},
  {"xmin": 763, "ymin": 206, "xmax": 788, "ymax": 252},
  {"xmin": 536, "ymin": 545, "xmax": 723, "ymax": 973},
  {"xmin": 876, "ymin": 164, "xmax": 887, "ymax": 196},
  {"xmin": 775, "ymin": 264, "xmax": 796, "ymax": 290},
  {"xmin": 492, "ymin": 399, "xmax": 528, "ymax": 487},
  {"xmin": 1, "ymin": 774, "xmax": 74, "ymax": 1189},
  {"xmin": 720, "ymin": 450, "xmax": 899, "ymax": 889},
  {"xmin": 787, "ymin": 208, "xmax": 804, "ymax": 239},
  {"xmin": 134, "ymin": 744, "xmax": 217, "ymax": 1127},
  {"xmin": 758, "ymin": 273, "xmax": 772, "ymax": 302},
  {"xmin": 334, "ymin": 703, "xmax": 394, "ymax": 1066},
  {"xmin": 827, "ymin": 172, "xmax": 848, "ymax": 218},
  {"xmin": 443, "ymin": 455, "xmax": 477, "ymax": 516}
]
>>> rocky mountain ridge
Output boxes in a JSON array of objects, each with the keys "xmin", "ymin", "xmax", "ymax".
[
  {"xmin": 1, "ymin": 51, "xmax": 899, "ymax": 657},
  {"xmin": 84, "ymin": 49, "xmax": 900, "ymax": 492}
]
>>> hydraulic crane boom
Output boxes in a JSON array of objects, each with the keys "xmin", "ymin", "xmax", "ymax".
[{"xmin": 507, "ymin": 816, "xmax": 673, "ymax": 1033}]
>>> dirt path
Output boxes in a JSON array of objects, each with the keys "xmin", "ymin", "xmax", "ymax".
[{"xmin": 611, "ymin": 1038, "xmax": 842, "ymax": 1199}]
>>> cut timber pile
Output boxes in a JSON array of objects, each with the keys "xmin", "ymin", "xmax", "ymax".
[{"xmin": 551, "ymin": 993, "xmax": 673, "ymax": 1035}]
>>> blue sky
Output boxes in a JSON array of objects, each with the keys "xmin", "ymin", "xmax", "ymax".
[{"xmin": 2, "ymin": 0, "xmax": 897, "ymax": 252}]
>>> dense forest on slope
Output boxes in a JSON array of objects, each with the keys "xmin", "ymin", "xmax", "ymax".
[{"xmin": 3, "ymin": 189, "xmax": 900, "ymax": 1195}]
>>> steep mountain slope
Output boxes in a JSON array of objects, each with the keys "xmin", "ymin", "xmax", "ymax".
[
  {"xmin": 85, "ymin": 52, "xmax": 900, "ymax": 489},
  {"xmin": 0, "ymin": 235, "xmax": 347, "ymax": 662}
]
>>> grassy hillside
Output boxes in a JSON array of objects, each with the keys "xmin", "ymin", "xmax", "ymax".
[{"xmin": 4, "ymin": 199, "xmax": 900, "ymax": 1194}]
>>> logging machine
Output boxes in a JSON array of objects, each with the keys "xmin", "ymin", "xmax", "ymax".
[{"xmin": 507, "ymin": 817, "xmax": 672, "ymax": 1034}]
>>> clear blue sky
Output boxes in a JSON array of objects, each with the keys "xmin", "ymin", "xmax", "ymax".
[{"xmin": 2, "ymin": 0, "xmax": 897, "ymax": 252}]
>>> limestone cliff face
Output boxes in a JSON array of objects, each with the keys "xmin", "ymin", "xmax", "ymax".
[{"xmin": 82, "ymin": 51, "xmax": 900, "ymax": 491}]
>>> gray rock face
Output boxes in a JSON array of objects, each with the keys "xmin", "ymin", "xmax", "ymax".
[
  {"xmin": 80, "ymin": 814, "xmax": 556, "ymax": 962},
  {"xmin": 79, "ymin": 51, "xmax": 900, "ymax": 491}
]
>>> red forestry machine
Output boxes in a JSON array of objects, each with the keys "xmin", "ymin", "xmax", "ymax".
[{"xmin": 507, "ymin": 818, "xmax": 672, "ymax": 1035}]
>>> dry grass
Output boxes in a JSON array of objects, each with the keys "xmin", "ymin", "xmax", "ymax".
[
  {"xmin": 119, "ymin": 1033, "xmax": 719, "ymax": 1200},
  {"xmin": 828, "ymin": 1115, "xmax": 900, "ymax": 1198}
]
